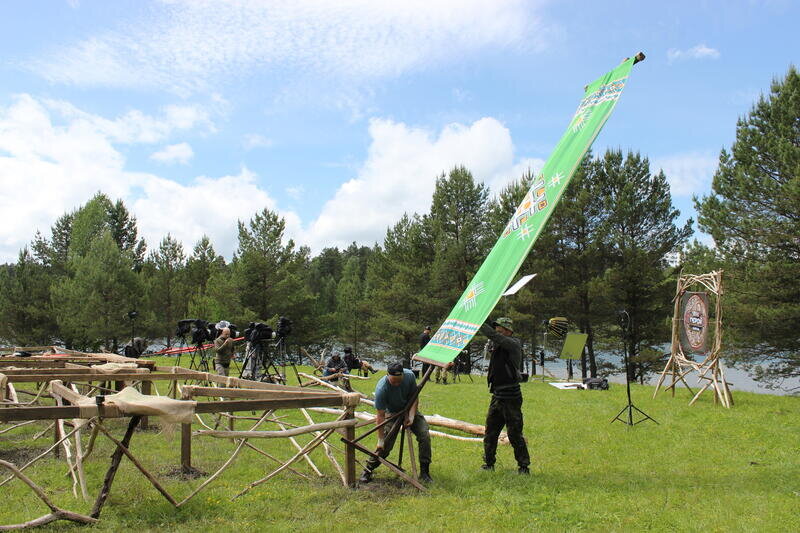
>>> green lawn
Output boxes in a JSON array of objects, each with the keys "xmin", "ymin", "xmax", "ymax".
[{"xmin": 1, "ymin": 364, "xmax": 798, "ymax": 532}]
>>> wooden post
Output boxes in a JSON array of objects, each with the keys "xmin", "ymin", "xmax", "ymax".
[
  {"xmin": 53, "ymin": 421, "xmax": 61, "ymax": 459},
  {"xmin": 181, "ymin": 387, "xmax": 192, "ymax": 472},
  {"xmin": 344, "ymin": 406, "xmax": 356, "ymax": 488},
  {"xmin": 406, "ymin": 428, "xmax": 417, "ymax": 480}
]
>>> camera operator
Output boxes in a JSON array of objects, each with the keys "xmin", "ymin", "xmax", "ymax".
[
  {"xmin": 214, "ymin": 327, "xmax": 235, "ymax": 376},
  {"xmin": 123, "ymin": 337, "xmax": 147, "ymax": 359},
  {"xmin": 343, "ymin": 346, "xmax": 376, "ymax": 376},
  {"xmin": 419, "ymin": 325, "xmax": 432, "ymax": 376},
  {"xmin": 324, "ymin": 351, "xmax": 348, "ymax": 380}
]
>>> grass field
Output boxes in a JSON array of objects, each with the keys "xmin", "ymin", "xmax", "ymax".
[{"xmin": 1, "ymin": 362, "xmax": 798, "ymax": 532}]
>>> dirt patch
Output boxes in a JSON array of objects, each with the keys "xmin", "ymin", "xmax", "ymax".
[
  {"xmin": 0, "ymin": 446, "xmax": 48, "ymax": 465},
  {"xmin": 356, "ymin": 476, "xmax": 419, "ymax": 495},
  {"xmin": 162, "ymin": 466, "xmax": 207, "ymax": 480}
]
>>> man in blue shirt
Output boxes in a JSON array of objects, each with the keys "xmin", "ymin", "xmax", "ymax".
[{"xmin": 359, "ymin": 362, "xmax": 433, "ymax": 484}]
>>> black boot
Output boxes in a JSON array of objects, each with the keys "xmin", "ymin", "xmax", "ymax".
[
  {"xmin": 419, "ymin": 463, "xmax": 433, "ymax": 483},
  {"xmin": 359, "ymin": 469, "xmax": 373, "ymax": 484}
]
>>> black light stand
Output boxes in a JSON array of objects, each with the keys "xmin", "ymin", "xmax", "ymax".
[
  {"xmin": 174, "ymin": 336, "xmax": 188, "ymax": 368},
  {"xmin": 611, "ymin": 310, "xmax": 657, "ymax": 426},
  {"xmin": 274, "ymin": 335, "xmax": 301, "ymax": 384},
  {"xmin": 540, "ymin": 319, "xmax": 548, "ymax": 381}
]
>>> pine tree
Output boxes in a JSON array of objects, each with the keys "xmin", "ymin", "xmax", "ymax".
[
  {"xmin": 0, "ymin": 248, "xmax": 58, "ymax": 344},
  {"xmin": 596, "ymin": 150, "xmax": 693, "ymax": 382},
  {"xmin": 543, "ymin": 155, "xmax": 607, "ymax": 377},
  {"xmin": 367, "ymin": 214, "xmax": 436, "ymax": 366},
  {"xmin": 67, "ymin": 193, "xmax": 146, "ymax": 264},
  {"xmin": 695, "ymin": 65, "xmax": 800, "ymax": 385},
  {"xmin": 51, "ymin": 232, "xmax": 142, "ymax": 351},
  {"xmin": 185, "ymin": 236, "xmax": 226, "ymax": 321},
  {"xmin": 144, "ymin": 234, "xmax": 188, "ymax": 347},
  {"xmin": 336, "ymin": 256, "xmax": 366, "ymax": 353},
  {"xmin": 233, "ymin": 209, "xmax": 315, "ymax": 343},
  {"xmin": 31, "ymin": 212, "xmax": 73, "ymax": 276},
  {"xmin": 429, "ymin": 166, "xmax": 490, "ymax": 316}
]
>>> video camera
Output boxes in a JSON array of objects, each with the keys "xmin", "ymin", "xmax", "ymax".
[
  {"xmin": 276, "ymin": 316, "xmax": 292, "ymax": 339},
  {"xmin": 175, "ymin": 318, "xmax": 213, "ymax": 345},
  {"xmin": 244, "ymin": 316, "xmax": 292, "ymax": 345},
  {"xmin": 245, "ymin": 322, "xmax": 275, "ymax": 344}
]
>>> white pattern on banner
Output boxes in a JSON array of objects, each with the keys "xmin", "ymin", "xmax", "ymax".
[
  {"xmin": 501, "ymin": 177, "xmax": 548, "ymax": 238},
  {"xmin": 572, "ymin": 78, "xmax": 627, "ymax": 119},
  {"xmin": 428, "ymin": 319, "xmax": 481, "ymax": 352},
  {"xmin": 461, "ymin": 281, "xmax": 485, "ymax": 311},
  {"xmin": 570, "ymin": 109, "xmax": 592, "ymax": 133}
]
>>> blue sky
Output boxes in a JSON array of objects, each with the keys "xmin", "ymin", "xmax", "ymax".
[{"xmin": 0, "ymin": 0, "xmax": 797, "ymax": 262}]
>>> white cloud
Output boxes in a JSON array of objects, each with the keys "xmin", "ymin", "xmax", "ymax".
[
  {"xmin": 0, "ymin": 95, "xmax": 295, "ymax": 262},
  {"xmin": 132, "ymin": 168, "xmax": 302, "ymax": 259},
  {"xmin": 0, "ymin": 94, "xmax": 544, "ymax": 263},
  {"xmin": 41, "ymin": 99, "xmax": 212, "ymax": 144},
  {"xmin": 286, "ymin": 186, "xmax": 305, "ymax": 200},
  {"xmin": 28, "ymin": 0, "xmax": 550, "ymax": 94},
  {"xmin": 667, "ymin": 44, "xmax": 720, "ymax": 64},
  {"xmin": 306, "ymin": 117, "xmax": 543, "ymax": 251},
  {"xmin": 150, "ymin": 142, "xmax": 194, "ymax": 165},
  {"xmin": 243, "ymin": 134, "xmax": 273, "ymax": 150},
  {"xmin": 652, "ymin": 151, "xmax": 719, "ymax": 197}
]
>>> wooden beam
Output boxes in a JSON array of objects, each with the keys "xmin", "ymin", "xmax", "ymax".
[
  {"xmin": 195, "ymin": 419, "xmax": 357, "ymax": 439},
  {"xmin": 0, "ymin": 368, "xmax": 150, "ymax": 376},
  {"xmin": 182, "ymin": 386, "xmax": 341, "ymax": 399},
  {"xmin": 6, "ymin": 372, "xmax": 171, "ymax": 383},
  {"xmin": 0, "ymin": 393, "xmax": 349, "ymax": 422}
]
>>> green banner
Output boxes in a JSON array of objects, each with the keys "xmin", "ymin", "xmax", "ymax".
[{"xmin": 414, "ymin": 57, "xmax": 637, "ymax": 366}]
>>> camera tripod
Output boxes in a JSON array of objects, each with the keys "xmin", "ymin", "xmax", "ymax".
[
  {"xmin": 240, "ymin": 336, "xmax": 299, "ymax": 384},
  {"xmin": 611, "ymin": 310, "xmax": 657, "ymax": 426},
  {"xmin": 188, "ymin": 343, "xmax": 212, "ymax": 373}
]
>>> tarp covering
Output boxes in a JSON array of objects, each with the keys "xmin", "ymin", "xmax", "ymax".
[
  {"xmin": 415, "ymin": 57, "xmax": 637, "ymax": 366},
  {"xmin": 77, "ymin": 387, "xmax": 196, "ymax": 424}
]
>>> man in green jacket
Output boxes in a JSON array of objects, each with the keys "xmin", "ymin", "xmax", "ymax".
[{"xmin": 214, "ymin": 327, "xmax": 235, "ymax": 376}]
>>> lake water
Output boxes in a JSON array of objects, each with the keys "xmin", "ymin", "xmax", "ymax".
[{"xmin": 528, "ymin": 357, "xmax": 799, "ymax": 396}]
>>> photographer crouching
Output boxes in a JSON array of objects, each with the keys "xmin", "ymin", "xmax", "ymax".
[
  {"xmin": 214, "ymin": 327, "xmax": 235, "ymax": 376},
  {"xmin": 343, "ymin": 346, "xmax": 377, "ymax": 377}
]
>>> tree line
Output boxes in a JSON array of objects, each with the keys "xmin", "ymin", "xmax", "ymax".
[{"xmin": 1, "ymin": 66, "xmax": 796, "ymax": 388}]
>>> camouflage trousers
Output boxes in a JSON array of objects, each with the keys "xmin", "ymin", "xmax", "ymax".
[{"xmin": 483, "ymin": 395, "xmax": 530, "ymax": 468}]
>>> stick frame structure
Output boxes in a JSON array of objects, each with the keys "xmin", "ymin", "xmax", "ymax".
[
  {"xmin": 653, "ymin": 270, "xmax": 733, "ymax": 407},
  {"xmin": 1, "ymin": 351, "xmax": 363, "ymax": 527}
]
